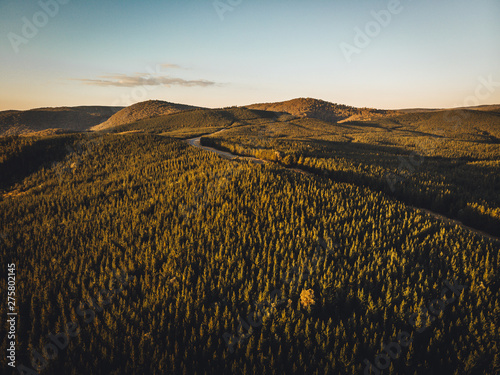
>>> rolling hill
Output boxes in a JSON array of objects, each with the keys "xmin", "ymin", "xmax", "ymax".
[
  {"xmin": 245, "ymin": 97, "xmax": 396, "ymax": 123},
  {"xmin": 374, "ymin": 109, "xmax": 500, "ymax": 142},
  {"xmin": 91, "ymin": 100, "xmax": 202, "ymax": 131},
  {"xmin": 85, "ymin": 98, "xmax": 500, "ymax": 156},
  {"xmin": 0, "ymin": 106, "xmax": 122, "ymax": 136},
  {"xmin": 3, "ymin": 99, "xmax": 499, "ymax": 138},
  {"xmin": 103, "ymin": 106, "xmax": 277, "ymax": 137}
]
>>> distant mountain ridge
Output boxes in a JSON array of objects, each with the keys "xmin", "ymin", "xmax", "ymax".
[
  {"xmin": 1, "ymin": 99, "xmax": 499, "ymax": 136},
  {"xmin": 245, "ymin": 97, "xmax": 396, "ymax": 123},
  {"xmin": 91, "ymin": 100, "xmax": 202, "ymax": 131},
  {"xmin": 0, "ymin": 106, "xmax": 122, "ymax": 136},
  {"xmin": 397, "ymin": 104, "xmax": 500, "ymax": 113}
]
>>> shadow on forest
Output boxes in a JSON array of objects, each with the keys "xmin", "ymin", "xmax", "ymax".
[
  {"xmin": 276, "ymin": 139, "xmax": 500, "ymax": 238},
  {"xmin": 0, "ymin": 136, "xmax": 73, "ymax": 192}
]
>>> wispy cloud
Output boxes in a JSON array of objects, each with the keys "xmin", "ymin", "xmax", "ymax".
[
  {"xmin": 74, "ymin": 63, "xmax": 216, "ymax": 88},
  {"xmin": 76, "ymin": 74, "xmax": 216, "ymax": 88},
  {"xmin": 161, "ymin": 63, "xmax": 182, "ymax": 69}
]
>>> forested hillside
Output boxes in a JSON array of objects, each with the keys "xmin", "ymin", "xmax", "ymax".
[
  {"xmin": 105, "ymin": 106, "xmax": 275, "ymax": 137},
  {"xmin": 0, "ymin": 107, "xmax": 123, "ymax": 136},
  {"xmin": 91, "ymin": 100, "xmax": 202, "ymax": 131},
  {"xmin": 0, "ymin": 133, "xmax": 498, "ymax": 374},
  {"xmin": 199, "ymin": 107, "xmax": 500, "ymax": 238},
  {"xmin": 245, "ymin": 98, "xmax": 395, "ymax": 123}
]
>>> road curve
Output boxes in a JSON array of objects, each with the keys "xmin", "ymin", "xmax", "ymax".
[
  {"xmin": 185, "ymin": 136, "xmax": 267, "ymax": 164},
  {"xmin": 184, "ymin": 131, "xmax": 499, "ymax": 243}
]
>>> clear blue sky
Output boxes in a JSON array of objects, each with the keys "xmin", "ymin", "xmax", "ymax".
[{"xmin": 1, "ymin": 0, "xmax": 499, "ymax": 110}]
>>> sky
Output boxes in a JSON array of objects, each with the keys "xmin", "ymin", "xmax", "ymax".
[{"xmin": 0, "ymin": 0, "xmax": 499, "ymax": 111}]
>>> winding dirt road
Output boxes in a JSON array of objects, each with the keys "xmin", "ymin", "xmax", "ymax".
[
  {"xmin": 185, "ymin": 134, "xmax": 267, "ymax": 165},
  {"xmin": 185, "ymin": 131, "xmax": 499, "ymax": 243},
  {"xmin": 414, "ymin": 207, "xmax": 499, "ymax": 243}
]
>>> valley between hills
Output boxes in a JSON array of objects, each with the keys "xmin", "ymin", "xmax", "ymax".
[{"xmin": 0, "ymin": 97, "xmax": 499, "ymax": 374}]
